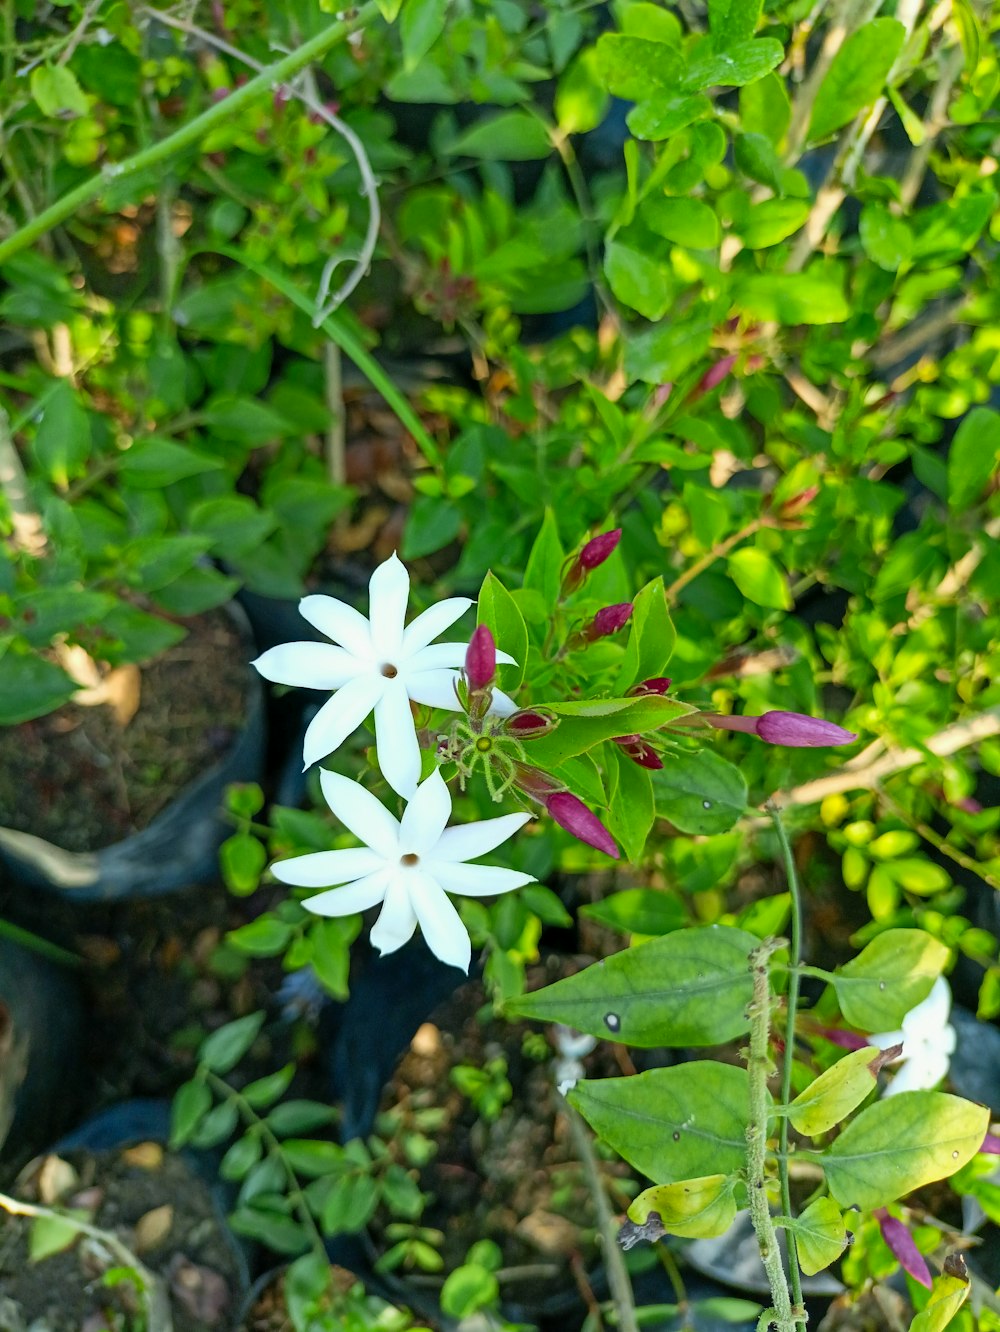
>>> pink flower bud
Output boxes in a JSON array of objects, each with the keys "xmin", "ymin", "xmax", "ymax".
[
  {"xmin": 707, "ymin": 711, "xmax": 856, "ymax": 747},
  {"xmin": 504, "ymin": 709, "xmax": 557, "ymax": 739},
  {"xmin": 465, "ymin": 625, "xmax": 496, "ymax": 692},
  {"xmin": 776, "ymin": 486, "xmax": 819, "ymax": 522},
  {"xmin": 514, "ymin": 764, "xmax": 563, "ymax": 802},
  {"xmin": 562, "ymin": 529, "xmax": 622, "ymax": 593},
  {"xmin": 627, "ymin": 677, "xmax": 672, "ymax": 697},
  {"xmin": 585, "ymin": 603, "xmax": 633, "ymax": 642},
  {"xmin": 545, "ymin": 792, "xmax": 620, "ymax": 859},
  {"xmin": 874, "ymin": 1211, "xmax": 932, "ymax": 1290},
  {"xmin": 690, "ymin": 354, "xmax": 737, "ymax": 402},
  {"xmin": 613, "ymin": 735, "xmax": 663, "ymax": 770}
]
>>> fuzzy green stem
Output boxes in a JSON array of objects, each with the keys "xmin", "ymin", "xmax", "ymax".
[
  {"xmin": 746, "ymin": 939, "xmax": 796, "ymax": 1332},
  {"xmin": 0, "ymin": 2, "xmax": 380, "ymax": 265},
  {"xmin": 768, "ymin": 806, "xmax": 807, "ymax": 1329}
]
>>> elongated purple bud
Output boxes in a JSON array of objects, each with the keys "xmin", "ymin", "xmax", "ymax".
[
  {"xmin": 585, "ymin": 602, "xmax": 633, "ymax": 642},
  {"xmin": 612, "ymin": 735, "xmax": 663, "ymax": 770},
  {"xmin": 546, "ymin": 792, "xmax": 620, "ymax": 859},
  {"xmin": 690, "ymin": 353, "xmax": 737, "ymax": 401},
  {"xmin": 707, "ymin": 711, "xmax": 856, "ymax": 748},
  {"xmin": 465, "ymin": 624, "xmax": 496, "ymax": 691},
  {"xmin": 505, "ymin": 709, "xmax": 557, "ymax": 739},
  {"xmin": 627, "ymin": 677, "xmax": 672, "ymax": 696},
  {"xmin": 874, "ymin": 1211, "xmax": 932, "ymax": 1290},
  {"xmin": 563, "ymin": 528, "xmax": 622, "ymax": 593}
]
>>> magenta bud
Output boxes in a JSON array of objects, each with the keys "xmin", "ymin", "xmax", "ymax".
[
  {"xmin": 874, "ymin": 1211, "xmax": 932, "ymax": 1290},
  {"xmin": 691, "ymin": 353, "xmax": 737, "ymax": 401},
  {"xmin": 627, "ymin": 677, "xmax": 672, "ymax": 697},
  {"xmin": 514, "ymin": 764, "xmax": 564, "ymax": 802},
  {"xmin": 777, "ymin": 486, "xmax": 820, "ymax": 522},
  {"xmin": 613, "ymin": 735, "xmax": 663, "ymax": 770},
  {"xmin": 981, "ymin": 1132, "xmax": 1000, "ymax": 1155},
  {"xmin": 585, "ymin": 603, "xmax": 633, "ymax": 642},
  {"xmin": 580, "ymin": 528, "xmax": 622, "ymax": 570},
  {"xmin": 465, "ymin": 625, "xmax": 496, "ymax": 692},
  {"xmin": 545, "ymin": 792, "xmax": 620, "ymax": 859},
  {"xmin": 755, "ymin": 711, "xmax": 856, "ymax": 748},
  {"xmin": 505, "ymin": 709, "xmax": 557, "ymax": 739}
]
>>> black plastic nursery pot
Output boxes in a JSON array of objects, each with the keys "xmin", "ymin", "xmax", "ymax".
[
  {"xmin": 0, "ymin": 603, "xmax": 266, "ymax": 901},
  {"xmin": 0, "ymin": 1099, "xmax": 251, "ymax": 1332}
]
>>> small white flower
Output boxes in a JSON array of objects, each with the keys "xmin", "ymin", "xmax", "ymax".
[
  {"xmin": 271, "ymin": 768, "xmax": 534, "ymax": 973},
  {"xmin": 870, "ymin": 976, "xmax": 957, "ymax": 1096},
  {"xmin": 252, "ymin": 553, "xmax": 515, "ymax": 797},
  {"xmin": 553, "ymin": 1024, "xmax": 597, "ymax": 1097}
]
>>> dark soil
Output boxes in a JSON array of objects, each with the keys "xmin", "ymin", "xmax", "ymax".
[
  {"xmin": 0, "ymin": 609, "xmax": 251, "ymax": 852},
  {"xmin": 0, "ymin": 1144, "xmax": 245, "ymax": 1332},
  {"xmin": 370, "ymin": 958, "xmax": 634, "ymax": 1314}
]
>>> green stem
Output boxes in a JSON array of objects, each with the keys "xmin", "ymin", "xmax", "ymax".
[
  {"xmin": 745, "ymin": 938, "xmax": 796, "ymax": 1332},
  {"xmin": 768, "ymin": 805, "xmax": 807, "ymax": 1330},
  {"xmin": 0, "ymin": 917, "xmax": 82, "ymax": 968},
  {"xmin": 0, "ymin": 2, "xmax": 381, "ymax": 265}
]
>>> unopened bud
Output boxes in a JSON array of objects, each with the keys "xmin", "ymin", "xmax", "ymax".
[
  {"xmin": 585, "ymin": 603, "xmax": 633, "ymax": 642},
  {"xmin": 465, "ymin": 625, "xmax": 496, "ymax": 692},
  {"xmin": 504, "ymin": 709, "xmax": 557, "ymax": 739},
  {"xmin": 690, "ymin": 354, "xmax": 737, "ymax": 402},
  {"xmin": 612, "ymin": 735, "xmax": 663, "ymax": 770},
  {"xmin": 627, "ymin": 677, "xmax": 672, "ymax": 697},
  {"xmin": 562, "ymin": 529, "xmax": 622, "ymax": 593},
  {"xmin": 706, "ymin": 710, "xmax": 856, "ymax": 748},
  {"xmin": 545, "ymin": 792, "xmax": 620, "ymax": 859},
  {"xmin": 776, "ymin": 486, "xmax": 819, "ymax": 523}
]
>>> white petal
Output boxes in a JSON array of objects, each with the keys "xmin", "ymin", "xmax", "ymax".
[
  {"xmin": 495, "ymin": 650, "xmax": 517, "ymax": 666},
  {"xmin": 319, "ymin": 769, "xmax": 400, "ymax": 858},
  {"xmin": 399, "ymin": 770, "xmax": 452, "ymax": 853},
  {"xmin": 903, "ymin": 976, "xmax": 952, "ymax": 1037},
  {"xmin": 299, "ymin": 595, "xmax": 373, "ymax": 659},
  {"xmin": 374, "ymin": 680, "xmax": 423, "ymax": 798},
  {"xmin": 405, "ymin": 668, "xmax": 463, "ymax": 711},
  {"xmin": 401, "ymin": 598, "xmax": 473, "ymax": 656},
  {"xmin": 370, "ymin": 875, "xmax": 418, "ymax": 955},
  {"xmin": 885, "ymin": 1051, "xmax": 950, "ymax": 1096},
  {"xmin": 302, "ymin": 870, "xmax": 391, "ymax": 917},
  {"xmin": 271, "ymin": 847, "xmax": 384, "ymax": 887},
  {"xmin": 433, "ymin": 812, "xmax": 532, "ymax": 862},
  {"xmin": 406, "ymin": 643, "xmax": 469, "ymax": 672},
  {"xmin": 368, "ymin": 553, "xmax": 410, "ymax": 658},
  {"xmin": 303, "ymin": 674, "xmax": 385, "ymax": 768},
  {"xmin": 428, "ymin": 862, "xmax": 535, "ymax": 897},
  {"xmin": 486, "ymin": 688, "xmax": 518, "ymax": 718},
  {"xmin": 252, "ymin": 642, "xmax": 363, "ymax": 690},
  {"xmin": 409, "ymin": 874, "xmax": 472, "ymax": 973}
]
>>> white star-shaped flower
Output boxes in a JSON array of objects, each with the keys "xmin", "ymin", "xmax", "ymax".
[
  {"xmin": 252, "ymin": 553, "xmax": 516, "ymax": 797},
  {"xmin": 271, "ymin": 768, "xmax": 535, "ymax": 973},
  {"xmin": 870, "ymin": 976, "xmax": 957, "ymax": 1096}
]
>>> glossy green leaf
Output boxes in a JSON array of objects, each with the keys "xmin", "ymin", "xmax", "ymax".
[
  {"xmin": 477, "ymin": 571, "xmax": 528, "ymax": 691},
  {"xmin": 859, "ymin": 203, "xmax": 914, "ymax": 272},
  {"xmin": 652, "ymin": 749, "xmax": 748, "ymax": 835},
  {"xmin": 570, "ymin": 1062, "xmax": 754, "ymax": 1182},
  {"xmin": 832, "ymin": 929, "xmax": 949, "ymax": 1030},
  {"xmin": 822, "ymin": 1092, "xmax": 989, "ymax": 1210},
  {"xmin": 441, "ymin": 1263, "xmax": 500, "ymax": 1318},
  {"xmin": 909, "ymin": 1270, "xmax": 971, "ymax": 1331},
  {"xmin": 738, "ymin": 198, "xmax": 810, "ymax": 248},
  {"xmin": 580, "ymin": 888, "xmax": 686, "ymax": 937},
  {"xmin": 627, "ymin": 94, "xmax": 711, "ymax": 141},
  {"xmin": 681, "ymin": 39, "xmax": 783, "ymax": 91},
  {"xmin": 605, "ymin": 240, "xmax": 673, "ymax": 319},
  {"xmin": 606, "ymin": 746, "xmax": 656, "ymax": 864},
  {"xmin": 785, "ymin": 1197, "xmax": 848, "ymax": 1275},
  {"xmin": 320, "ymin": 1172, "xmax": 380, "ymax": 1234},
  {"xmin": 506, "ymin": 925, "xmax": 756, "ymax": 1046},
  {"xmin": 616, "ymin": 576, "xmax": 676, "ymax": 691},
  {"xmin": 523, "ymin": 508, "xmax": 565, "ymax": 606},
  {"xmin": 241, "ymin": 1063, "xmax": 296, "ymax": 1110},
  {"xmin": 31, "ymin": 64, "xmax": 89, "ymax": 117},
  {"xmin": 628, "ymin": 1174, "xmax": 737, "ymax": 1238},
  {"xmin": 728, "ymin": 547, "xmax": 792, "ymax": 610},
  {"xmin": 733, "ymin": 131, "xmax": 783, "ymax": 190},
  {"xmin": 788, "ymin": 1047, "xmax": 887, "ymax": 1136},
  {"xmin": 523, "ymin": 694, "xmax": 693, "ymax": 768},
  {"xmin": 227, "ymin": 915, "xmax": 294, "ymax": 956},
  {"xmin": 190, "ymin": 1099, "xmax": 239, "ymax": 1148},
  {"xmin": 400, "ymin": 0, "xmax": 448, "ymax": 70},
  {"xmin": 199, "ymin": 1011, "xmax": 266, "ymax": 1074},
  {"xmin": 118, "ymin": 437, "xmax": 224, "ymax": 487},
  {"xmin": 32, "ymin": 380, "xmax": 90, "ymax": 487},
  {"xmin": 229, "ymin": 1206, "xmax": 311, "ymax": 1255},
  {"xmin": 947, "ymin": 407, "xmax": 1000, "ymax": 511},
  {"xmin": 219, "ymin": 832, "xmax": 267, "ymax": 897},
  {"xmin": 448, "ymin": 112, "xmax": 552, "ymax": 161},
  {"xmin": 739, "ymin": 72, "xmax": 790, "ymax": 144},
  {"xmin": 595, "ymin": 34, "xmax": 684, "ymax": 100},
  {"xmin": 555, "ymin": 47, "xmax": 610, "ymax": 134},
  {"xmin": 808, "ymin": 19, "xmax": 905, "ymax": 141},
  {"xmin": 220, "ymin": 1134, "xmax": 264, "ymax": 1181},
  {"xmin": 0, "ymin": 652, "xmax": 77, "ymax": 724},
  {"xmin": 642, "ymin": 197, "xmax": 720, "ymax": 248},
  {"xmin": 266, "ymin": 1100, "xmax": 339, "ymax": 1135},
  {"xmin": 170, "ymin": 1078, "xmax": 212, "ymax": 1148},
  {"xmin": 733, "ymin": 270, "xmax": 849, "ymax": 324},
  {"xmin": 625, "ymin": 317, "xmax": 715, "ymax": 383},
  {"xmin": 709, "ymin": 0, "xmax": 762, "ymax": 45}
]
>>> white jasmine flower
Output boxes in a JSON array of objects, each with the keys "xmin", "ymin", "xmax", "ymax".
[
  {"xmin": 252, "ymin": 553, "xmax": 516, "ymax": 797},
  {"xmin": 271, "ymin": 768, "xmax": 534, "ymax": 973},
  {"xmin": 870, "ymin": 976, "xmax": 957, "ymax": 1096},
  {"xmin": 553, "ymin": 1024, "xmax": 597, "ymax": 1097}
]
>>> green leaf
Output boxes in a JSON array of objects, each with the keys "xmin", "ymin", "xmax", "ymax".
[
  {"xmin": 859, "ymin": 203, "xmax": 913, "ymax": 272},
  {"xmin": 447, "ymin": 112, "xmax": 552, "ymax": 161},
  {"xmin": 832, "ymin": 929, "xmax": 949, "ymax": 1030},
  {"xmin": 170, "ymin": 1078, "xmax": 212, "ymax": 1148},
  {"xmin": 628, "ymin": 1174, "xmax": 737, "ymax": 1239},
  {"xmin": 376, "ymin": 0, "xmax": 403, "ymax": 17},
  {"xmin": 506, "ymin": 925, "xmax": 757, "ymax": 1047},
  {"xmin": 402, "ymin": 495, "xmax": 461, "ymax": 559},
  {"xmin": 33, "ymin": 380, "xmax": 90, "ymax": 487},
  {"xmin": 29, "ymin": 1211, "xmax": 87, "ymax": 1261},
  {"xmin": 709, "ymin": 0, "xmax": 762, "ymax": 45},
  {"xmin": 0, "ymin": 652, "xmax": 77, "ymax": 724},
  {"xmin": 190, "ymin": 1101, "xmax": 239, "ymax": 1148},
  {"xmin": 203, "ymin": 395, "xmax": 294, "ymax": 444},
  {"xmin": 733, "ymin": 270, "xmax": 849, "ymax": 324},
  {"xmin": 100, "ymin": 605, "xmax": 186, "ymax": 665},
  {"xmin": 604, "ymin": 241, "xmax": 673, "ymax": 320},
  {"xmin": 570, "ymin": 1062, "xmax": 754, "ymax": 1183},
  {"xmin": 30, "ymin": 64, "xmax": 89, "ymax": 117},
  {"xmin": 555, "ymin": 47, "xmax": 610, "ymax": 134},
  {"xmin": 118, "ymin": 437, "xmax": 224, "ymax": 487},
  {"xmin": 728, "ymin": 547, "xmax": 792, "ymax": 610},
  {"xmin": 616, "ymin": 577, "xmax": 676, "ymax": 691},
  {"xmin": 787, "ymin": 1047, "xmax": 885, "ymax": 1136},
  {"xmin": 681, "ymin": 39, "xmax": 783, "ymax": 91},
  {"xmin": 320, "ymin": 1172, "xmax": 380, "ymax": 1234},
  {"xmin": 739, "ymin": 73, "xmax": 790, "ymax": 144},
  {"xmin": 188, "ymin": 496, "xmax": 276, "ymax": 558},
  {"xmin": 947, "ymin": 407, "xmax": 1000, "ymax": 511},
  {"xmin": 651, "ymin": 749, "xmax": 748, "ymax": 835},
  {"xmin": 241, "ymin": 1063, "xmax": 296, "ymax": 1109},
  {"xmin": 199, "ymin": 1012, "xmax": 266, "ymax": 1074},
  {"xmin": 282, "ymin": 1140, "xmax": 346, "ymax": 1177},
  {"xmin": 909, "ymin": 1271, "xmax": 971, "ymax": 1332},
  {"xmin": 220, "ymin": 1134, "xmax": 263, "ymax": 1181},
  {"xmin": 786, "ymin": 1198, "xmax": 848, "ymax": 1275},
  {"xmin": 228, "ymin": 916, "xmax": 294, "ymax": 956},
  {"xmin": 625, "ymin": 317, "xmax": 714, "ymax": 384},
  {"xmin": 152, "ymin": 566, "xmax": 240, "ymax": 617},
  {"xmin": 606, "ymin": 748, "xmax": 656, "ymax": 865},
  {"xmin": 125, "ymin": 535, "xmax": 213, "ymax": 592},
  {"xmin": 733, "ymin": 132, "xmax": 783, "ymax": 191},
  {"xmin": 822, "ymin": 1092, "xmax": 989, "ymax": 1210},
  {"xmin": 738, "ymin": 197, "xmax": 810, "ymax": 248},
  {"xmin": 808, "ymin": 19, "xmax": 905, "ymax": 141},
  {"xmin": 595, "ymin": 34, "xmax": 684, "ymax": 100},
  {"xmin": 627, "ymin": 94, "xmax": 711, "ymax": 141},
  {"xmin": 524, "ymin": 694, "xmax": 693, "ymax": 769},
  {"xmin": 580, "ymin": 888, "xmax": 686, "ymax": 937},
  {"xmin": 642, "ymin": 197, "xmax": 720, "ymax": 248},
  {"xmin": 441, "ymin": 1264, "xmax": 500, "ymax": 1318},
  {"xmin": 401, "ymin": 0, "xmax": 448, "ymax": 69},
  {"xmin": 219, "ymin": 832, "xmax": 267, "ymax": 896},
  {"xmin": 229, "ymin": 1207, "xmax": 311, "ymax": 1255},
  {"xmin": 266, "ymin": 1100, "xmax": 339, "ymax": 1135},
  {"xmin": 477, "ymin": 572, "xmax": 528, "ymax": 692},
  {"xmin": 523, "ymin": 508, "xmax": 566, "ymax": 606}
]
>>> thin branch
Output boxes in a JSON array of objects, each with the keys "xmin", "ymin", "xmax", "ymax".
[
  {"xmin": 0, "ymin": 406, "xmax": 48, "ymax": 556},
  {"xmin": 898, "ymin": 44, "xmax": 965, "ymax": 209},
  {"xmin": 324, "ymin": 339, "xmax": 346, "ymax": 486}
]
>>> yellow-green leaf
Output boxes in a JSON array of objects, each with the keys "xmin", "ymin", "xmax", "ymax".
[
  {"xmin": 786, "ymin": 1197, "xmax": 848, "ymax": 1275},
  {"xmin": 908, "ymin": 1265, "xmax": 971, "ymax": 1331},
  {"xmin": 627, "ymin": 1174, "xmax": 737, "ymax": 1239},
  {"xmin": 833, "ymin": 929, "xmax": 949, "ymax": 1030},
  {"xmin": 788, "ymin": 1046, "xmax": 893, "ymax": 1136}
]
